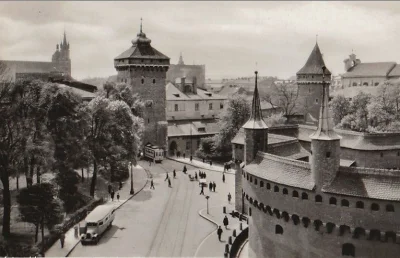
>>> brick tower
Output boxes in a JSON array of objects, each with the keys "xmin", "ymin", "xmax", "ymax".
[
  {"xmin": 297, "ymin": 43, "xmax": 331, "ymax": 125},
  {"xmin": 52, "ymin": 31, "xmax": 72, "ymax": 77},
  {"xmin": 114, "ymin": 20, "xmax": 170, "ymax": 151}
]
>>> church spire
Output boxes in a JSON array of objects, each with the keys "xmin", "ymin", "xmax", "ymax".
[
  {"xmin": 63, "ymin": 30, "xmax": 67, "ymax": 45},
  {"xmin": 140, "ymin": 17, "xmax": 143, "ymax": 33},
  {"xmin": 178, "ymin": 52, "xmax": 184, "ymax": 65},
  {"xmin": 242, "ymin": 71, "xmax": 268, "ymax": 129},
  {"xmin": 309, "ymin": 66, "xmax": 341, "ymax": 140}
]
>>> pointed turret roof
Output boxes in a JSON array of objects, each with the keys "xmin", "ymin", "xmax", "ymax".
[
  {"xmin": 309, "ymin": 67, "xmax": 341, "ymax": 140},
  {"xmin": 178, "ymin": 52, "xmax": 184, "ymax": 65},
  {"xmin": 297, "ymin": 43, "xmax": 331, "ymax": 75},
  {"xmin": 242, "ymin": 71, "xmax": 268, "ymax": 129}
]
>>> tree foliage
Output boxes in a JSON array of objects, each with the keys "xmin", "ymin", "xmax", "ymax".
[
  {"xmin": 330, "ymin": 94, "xmax": 351, "ymax": 125},
  {"xmin": 263, "ymin": 83, "xmax": 299, "ymax": 117}
]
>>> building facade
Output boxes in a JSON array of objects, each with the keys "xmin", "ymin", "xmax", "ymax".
[
  {"xmin": 237, "ymin": 44, "xmax": 400, "ymax": 258},
  {"xmin": 114, "ymin": 22, "xmax": 170, "ymax": 150}
]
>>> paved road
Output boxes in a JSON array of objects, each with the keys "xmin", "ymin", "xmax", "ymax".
[{"xmin": 69, "ymin": 159, "xmax": 235, "ymax": 257}]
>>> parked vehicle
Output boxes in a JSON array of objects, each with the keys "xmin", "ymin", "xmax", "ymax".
[
  {"xmin": 144, "ymin": 143, "xmax": 164, "ymax": 163},
  {"xmin": 81, "ymin": 205, "xmax": 116, "ymax": 245}
]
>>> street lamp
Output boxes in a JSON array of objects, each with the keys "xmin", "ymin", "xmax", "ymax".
[
  {"xmin": 130, "ymin": 161, "xmax": 134, "ymax": 195},
  {"xmin": 205, "ymin": 195, "xmax": 210, "ymax": 214}
]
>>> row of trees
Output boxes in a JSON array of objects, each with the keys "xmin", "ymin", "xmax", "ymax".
[
  {"xmin": 0, "ymin": 76, "xmax": 143, "ymax": 238},
  {"xmin": 330, "ymin": 82, "xmax": 400, "ymax": 132}
]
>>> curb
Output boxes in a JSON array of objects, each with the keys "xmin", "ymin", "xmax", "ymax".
[
  {"xmin": 65, "ymin": 166, "xmax": 151, "ymax": 257},
  {"xmin": 167, "ymin": 157, "xmax": 235, "ymax": 175}
]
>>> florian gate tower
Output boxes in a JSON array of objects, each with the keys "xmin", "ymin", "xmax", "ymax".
[{"xmin": 114, "ymin": 20, "xmax": 170, "ymax": 151}]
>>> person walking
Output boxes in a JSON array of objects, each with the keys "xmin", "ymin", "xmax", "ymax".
[
  {"xmin": 60, "ymin": 233, "xmax": 65, "ymax": 248},
  {"xmin": 168, "ymin": 178, "xmax": 172, "ymax": 188},
  {"xmin": 111, "ymin": 190, "xmax": 115, "ymax": 201},
  {"xmin": 217, "ymin": 226, "xmax": 223, "ymax": 241},
  {"xmin": 228, "ymin": 192, "xmax": 232, "ymax": 204},
  {"xmin": 222, "ymin": 173, "xmax": 225, "ymax": 183},
  {"xmin": 213, "ymin": 181, "xmax": 216, "ymax": 192},
  {"xmin": 173, "ymin": 169, "xmax": 176, "ymax": 179},
  {"xmin": 150, "ymin": 178, "xmax": 155, "ymax": 189},
  {"xmin": 190, "ymin": 155, "xmax": 193, "ymax": 162},
  {"xmin": 183, "ymin": 165, "xmax": 187, "ymax": 174},
  {"xmin": 200, "ymin": 185, "xmax": 204, "ymax": 195},
  {"xmin": 223, "ymin": 215, "xmax": 229, "ymax": 229},
  {"xmin": 165, "ymin": 172, "xmax": 169, "ymax": 181},
  {"xmin": 195, "ymin": 172, "xmax": 198, "ymax": 181},
  {"xmin": 183, "ymin": 153, "xmax": 186, "ymax": 159},
  {"xmin": 117, "ymin": 192, "xmax": 120, "ymax": 201},
  {"xmin": 209, "ymin": 182, "xmax": 213, "ymax": 192}
]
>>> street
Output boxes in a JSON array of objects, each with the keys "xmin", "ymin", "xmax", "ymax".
[{"xmin": 69, "ymin": 159, "xmax": 235, "ymax": 257}]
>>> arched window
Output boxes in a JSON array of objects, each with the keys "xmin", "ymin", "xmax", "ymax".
[
  {"xmin": 314, "ymin": 220, "xmax": 323, "ymax": 231},
  {"xmin": 386, "ymin": 204, "xmax": 395, "ymax": 212},
  {"xmin": 363, "ymin": 82, "xmax": 368, "ymax": 86},
  {"xmin": 329, "ymin": 197, "xmax": 337, "ymax": 205},
  {"xmin": 375, "ymin": 82, "xmax": 379, "ymax": 86},
  {"xmin": 275, "ymin": 225, "xmax": 283, "ymax": 234},
  {"xmin": 356, "ymin": 201, "xmax": 364, "ymax": 209},
  {"xmin": 283, "ymin": 188, "xmax": 288, "ymax": 195},
  {"xmin": 315, "ymin": 195, "xmax": 322, "ymax": 203},
  {"xmin": 371, "ymin": 203, "xmax": 380, "ymax": 211},
  {"xmin": 260, "ymin": 181, "xmax": 264, "ymax": 187},
  {"xmin": 385, "ymin": 231, "xmax": 396, "ymax": 243},
  {"xmin": 292, "ymin": 191, "xmax": 299, "ymax": 198},
  {"xmin": 369, "ymin": 229, "xmax": 381, "ymax": 241},
  {"xmin": 302, "ymin": 217, "xmax": 310, "ymax": 228},
  {"xmin": 301, "ymin": 193, "xmax": 308, "ymax": 200},
  {"xmin": 153, "ymin": 79, "xmax": 156, "ymax": 84},
  {"xmin": 292, "ymin": 215, "xmax": 300, "ymax": 225},
  {"xmin": 282, "ymin": 212, "xmax": 289, "ymax": 222},
  {"xmin": 266, "ymin": 183, "xmax": 271, "ymax": 190},
  {"xmin": 341, "ymin": 199, "xmax": 350, "ymax": 207},
  {"xmin": 274, "ymin": 185, "xmax": 279, "ymax": 193},
  {"xmin": 353, "ymin": 227, "xmax": 366, "ymax": 239},
  {"xmin": 339, "ymin": 225, "xmax": 351, "ymax": 236},
  {"xmin": 352, "ymin": 82, "xmax": 357, "ymax": 87},
  {"xmin": 273, "ymin": 209, "xmax": 280, "ymax": 219},
  {"xmin": 141, "ymin": 78, "xmax": 144, "ymax": 84},
  {"xmin": 326, "ymin": 222, "xmax": 336, "ymax": 234},
  {"xmin": 247, "ymin": 175, "xmax": 249, "ymax": 180},
  {"xmin": 254, "ymin": 178, "xmax": 258, "ymax": 185},
  {"xmin": 342, "ymin": 243, "xmax": 355, "ymax": 257}
]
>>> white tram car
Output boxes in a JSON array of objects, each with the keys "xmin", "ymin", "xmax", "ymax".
[{"xmin": 144, "ymin": 143, "xmax": 164, "ymax": 163}]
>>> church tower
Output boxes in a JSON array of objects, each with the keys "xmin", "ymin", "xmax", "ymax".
[
  {"xmin": 243, "ymin": 71, "xmax": 269, "ymax": 165},
  {"xmin": 178, "ymin": 52, "xmax": 184, "ymax": 65},
  {"xmin": 52, "ymin": 31, "xmax": 71, "ymax": 77},
  {"xmin": 297, "ymin": 43, "xmax": 331, "ymax": 125},
  {"xmin": 114, "ymin": 19, "xmax": 170, "ymax": 151},
  {"xmin": 309, "ymin": 66, "xmax": 341, "ymax": 190}
]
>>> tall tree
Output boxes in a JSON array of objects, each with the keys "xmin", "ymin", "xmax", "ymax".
[
  {"xmin": 330, "ymin": 94, "xmax": 351, "ymax": 125},
  {"xmin": 263, "ymin": 83, "xmax": 299, "ymax": 118},
  {"xmin": 339, "ymin": 92, "xmax": 371, "ymax": 132}
]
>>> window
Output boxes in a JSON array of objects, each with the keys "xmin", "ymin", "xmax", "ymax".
[
  {"xmin": 274, "ymin": 185, "xmax": 279, "ymax": 192},
  {"xmin": 371, "ymin": 203, "xmax": 380, "ymax": 211},
  {"xmin": 352, "ymin": 82, "xmax": 357, "ymax": 87},
  {"xmin": 254, "ymin": 178, "xmax": 258, "ymax": 185},
  {"xmin": 363, "ymin": 82, "xmax": 368, "ymax": 86},
  {"xmin": 174, "ymin": 104, "xmax": 178, "ymax": 111},
  {"xmin": 275, "ymin": 225, "xmax": 283, "ymax": 234},
  {"xmin": 99, "ymin": 221, "xmax": 104, "ymax": 226},
  {"xmin": 326, "ymin": 222, "xmax": 335, "ymax": 233},
  {"xmin": 329, "ymin": 197, "xmax": 337, "ymax": 205},
  {"xmin": 186, "ymin": 141, "xmax": 191, "ymax": 150},
  {"xmin": 356, "ymin": 201, "xmax": 364, "ymax": 209},
  {"xmin": 195, "ymin": 103, "xmax": 199, "ymax": 111},
  {"xmin": 292, "ymin": 215, "xmax": 300, "ymax": 225},
  {"xmin": 153, "ymin": 79, "xmax": 156, "ymax": 84},
  {"xmin": 292, "ymin": 191, "xmax": 299, "ymax": 198},
  {"xmin": 260, "ymin": 181, "xmax": 264, "ymax": 187},
  {"xmin": 250, "ymin": 176, "xmax": 253, "ymax": 183},
  {"xmin": 141, "ymin": 78, "xmax": 144, "ymax": 84},
  {"xmin": 209, "ymin": 103, "xmax": 213, "ymax": 110},
  {"xmin": 266, "ymin": 183, "xmax": 271, "ymax": 190},
  {"xmin": 247, "ymin": 174, "xmax": 249, "ymax": 180},
  {"xmin": 315, "ymin": 99, "xmax": 319, "ymax": 104},
  {"xmin": 326, "ymin": 152, "xmax": 331, "ymax": 158},
  {"xmin": 220, "ymin": 103, "xmax": 224, "ymax": 109},
  {"xmin": 301, "ymin": 193, "xmax": 308, "ymax": 200},
  {"xmin": 315, "ymin": 195, "xmax": 322, "ymax": 203},
  {"xmin": 386, "ymin": 204, "xmax": 395, "ymax": 212},
  {"xmin": 249, "ymin": 207, "xmax": 252, "ymax": 216},
  {"xmin": 342, "ymin": 243, "xmax": 355, "ymax": 257},
  {"xmin": 341, "ymin": 199, "xmax": 349, "ymax": 207},
  {"xmin": 375, "ymin": 82, "xmax": 379, "ymax": 86},
  {"xmin": 283, "ymin": 188, "xmax": 288, "ymax": 195}
]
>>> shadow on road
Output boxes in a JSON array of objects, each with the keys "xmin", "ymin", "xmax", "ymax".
[{"xmin": 98, "ymin": 225, "xmax": 120, "ymax": 244}]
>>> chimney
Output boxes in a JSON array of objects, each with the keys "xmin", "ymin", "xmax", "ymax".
[
  {"xmin": 181, "ymin": 77, "xmax": 186, "ymax": 92},
  {"xmin": 192, "ymin": 76, "xmax": 197, "ymax": 94}
]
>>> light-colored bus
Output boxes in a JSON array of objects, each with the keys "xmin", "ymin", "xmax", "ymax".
[
  {"xmin": 81, "ymin": 205, "xmax": 116, "ymax": 245},
  {"xmin": 144, "ymin": 143, "xmax": 164, "ymax": 163}
]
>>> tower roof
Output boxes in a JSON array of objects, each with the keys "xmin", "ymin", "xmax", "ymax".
[
  {"xmin": 297, "ymin": 43, "xmax": 331, "ymax": 75},
  {"xmin": 178, "ymin": 52, "xmax": 184, "ymax": 65},
  {"xmin": 309, "ymin": 67, "xmax": 341, "ymax": 140},
  {"xmin": 242, "ymin": 71, "xmax": 268, "ymax": 129}
]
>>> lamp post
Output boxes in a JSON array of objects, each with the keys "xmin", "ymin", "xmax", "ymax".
[
  {"xmin": 205, "ymin": 195, "xmax": 210, "ymax": 214},
  {"xmin": 130, "ymin": 161, "xmax": 134, "ymax": 195}
]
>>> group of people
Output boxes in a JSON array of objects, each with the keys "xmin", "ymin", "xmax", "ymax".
[
  {"xmin": 108, "ymin": 184, "xmax": 121, "ymax": 201},
  {"xmin": 199, "ymin": 170, "xmax": 207, "ymax": 179},
  {"xmin": 208, "ymin": 181, "xmax": 217, "ymax": 192}
]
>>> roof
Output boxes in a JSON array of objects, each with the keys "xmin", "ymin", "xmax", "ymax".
[
  {"xmin": 166, "ymin": 82, "xmax": 226, "ymax": 101},
  {"xmin": 340, "ymin": 159, "xmax": 356, "ymax": 167},
  {"xmin": 85, "ymin": 204, "xmax": 115, "ymax": 222},
  {"xmin": 342, "ymin": 62, "xmax": 396, "ymax": 78},
  {"xmin": 323, "ymin": 167, "xmax": 400, "ymax": 201},
  {"xmin": 245, "ymin": 152, "xmax": 314, "ymax": 190},
  {"xmin": 2, "ymin": 60, "xmax": 53, "ymax": 74},
  {"xmin": 57, "ymin": 83, "xmax": 96, "ymax": 100},
  {"xmin": 388, "ymin": 64, "xmax": 400, "ymax": 77},
  {"xmin": 297, "ymin": 43, "xmax": 331, "ymax": 75},
  {"xmin": 168, "ymin": 121, "xmax": 220, "ymax": 137},
  {"xmin": 232, "ymin": 128, "xmax": 297, "ymax": 145},
  {"xmin": 331, "ymin": 86, "xmax": 379, "ymax": 99}
]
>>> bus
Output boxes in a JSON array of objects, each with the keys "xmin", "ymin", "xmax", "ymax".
[
  {"xmin": 80, "ymin": 204, "xmax": 116, "ymax": 245},
  {"xmin": 144, "ymin": 143, "xmax": 164, "ymax": 163}
]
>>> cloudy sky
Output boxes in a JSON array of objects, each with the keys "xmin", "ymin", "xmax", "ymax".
[{"xmin": 1, "ymin": 1, "xmax": 400, "ymax": 80}]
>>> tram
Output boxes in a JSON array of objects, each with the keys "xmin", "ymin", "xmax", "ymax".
[{"xmin": 144, "ymin": 143, "xmax": 164, "ymax": 163}]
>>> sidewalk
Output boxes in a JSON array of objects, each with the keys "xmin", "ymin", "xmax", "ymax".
[
  {"xmin": 195, "ymin": 205, "xmax": 246, "ymax": 257},
  {"xmin": 45, "ymin": 164, "xmax": 149, "ymax": 257},
  {"xmin": 168, "ymin": 156, "xmax": 235, "ymax": 174}
]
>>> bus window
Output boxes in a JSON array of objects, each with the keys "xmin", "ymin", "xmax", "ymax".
[
  {"xmin": 87, "ymin": 222, "xmax": 97, "ymax": 227},
  {"xmin": 99, "ymin": 221, "xmax": 103, "ymax": 226}
]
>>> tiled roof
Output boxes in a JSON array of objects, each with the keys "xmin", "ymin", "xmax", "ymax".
[
  {"xmin": 232, "ymin": 128, "xmax": 297, "ymax": 145},
  {"xmin": 342, "ymin": 62, "xmax": 396, "ymax": 78},
  {"xmin": 245, "ymin": 152, "xmax": 314, "ymax": 190},
  {"xmin": 166, "ymin": 82, "xmax": 226, "ymax": 101},
  {"xmin": 323, "ymin": 167, "xmax": 400, "ymax": 201},
  {"xmin": 388, "ymin": 64, "xmax": 400, "ymax": 77},
  {"xmin": 297, "ymin": 43, "xmax": 331, "ymax": 75},
  {"xmin": 168, "ymin": 121, "xmax": 219, "ymax": 137}
]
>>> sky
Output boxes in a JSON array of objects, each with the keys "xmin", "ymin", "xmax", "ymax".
[{"xmin": 1, "ymin": 1, "xmax": 400, "ymax": 80}]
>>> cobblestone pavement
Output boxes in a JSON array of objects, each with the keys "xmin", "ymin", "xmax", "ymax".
[{"xmin": 68, "ymin": 159, "xmax": 235, "ymax": 257}]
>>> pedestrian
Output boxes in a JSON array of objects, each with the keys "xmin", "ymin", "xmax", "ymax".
[
  {"xmin": 223, "ymin": 215, "xmax": 229, "ymax": 229},
  {"xmin": 150, "ymin": 178, "xmax": 155, "ymax": 189},
  {"xmin": 195, "ymin": 172, "xmax": 198, "ymax": 181},
  {"xmin": 60, "ymin": 232, "xmax": 65, "ymax": 248},
  {"xmin": 190, "ymin": 155, "xmax": 193, "ymax": 162},
  {"xmin": 217, "ymin": 226, "xmax": 223, "ymax": 241},
  {"xmin": 200, "ymin": 185, "xmax": 204, "ymax": 195},
  {"xmin": 119, "ymin": 181, "xmax": 122, "ymax": 190},
  {"xmin": 204, "ymin": 172, "xmax": 207, "ymax": 179},
  {"xmin": 213, "ymin": 181, "xmax": 216, "ymax": 192},
  {"xmin": 228, "ymin": 192, "xmax": 232, "ymax": 204},
  {"xmin": 183, "ymin": 153, "xmax": 186, "ymax": 159},
  {"xmin": 111, "ymin": 190, "xmax": 115, "ymax": 201},
  {"xmin": 117, "ymin": 192, "xmax": 120, "ymax": 201},
  {"xmin": 183, "ymin": 165, "xmax": 187, "ymax": 174},
  {"xmin": 173, "ymin": 169, "xmax": 176, "ymax": 178},
  {"xmin": 209, "ymin": 182, "xmax": 213, "ymax": 192},
  {"xmin": 168, "ymin": 178, "xmax": 172, "ymax": 188},
  {"xmin": 165, "ymin": 172, "xmax": 169, "ymax": 181},
  {"xmin": 222, "ymin": 173, "xmax": 225, "ymax": 183}
]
